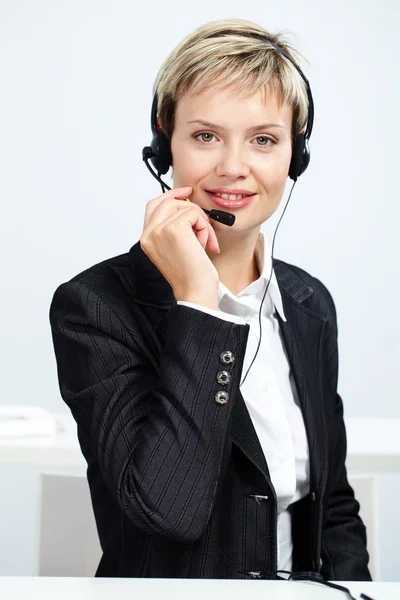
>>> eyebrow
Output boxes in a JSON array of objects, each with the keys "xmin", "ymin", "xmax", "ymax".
[{"xmin": 186, "ymin": 119, "xmax": 286, "ymax": 131}]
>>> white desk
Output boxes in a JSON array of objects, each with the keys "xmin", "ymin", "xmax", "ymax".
[
  {"xmin": 0, "ymin": 413, "xmax": 399, "ymax": 472},
  {"xmin": 1, "ymin": 577, "xmax": 399, "ymax": 600},
  {"xmin": 0, "ymin": 413, "xmax": 84, "ymax": 466}
]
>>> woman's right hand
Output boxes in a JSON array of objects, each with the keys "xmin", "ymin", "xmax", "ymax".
[{"xmin": 140, "ymin": 186, "xmax": 221, "ymax": 307}]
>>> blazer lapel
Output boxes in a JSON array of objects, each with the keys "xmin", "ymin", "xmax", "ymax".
[{"xmin": 275, "ymin": 282, "xmax": 329, "ymax": 500}]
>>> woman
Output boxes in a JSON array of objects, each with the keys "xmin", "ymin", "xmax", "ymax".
[{"xmin": 49, "ymin": 18, "xmax": 371, "ymax": 580}]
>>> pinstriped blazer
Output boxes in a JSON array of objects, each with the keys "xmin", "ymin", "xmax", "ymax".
[{"xmin": 49, "ymin": 239, "xmax": 371, "ymax": 580}]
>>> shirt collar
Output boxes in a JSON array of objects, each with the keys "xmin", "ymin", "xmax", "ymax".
[{"xmin": 217, "ymin": 232, "xmax": 287, "ymax": 322}]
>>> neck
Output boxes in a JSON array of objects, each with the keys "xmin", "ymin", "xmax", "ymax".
[{"xmin": 206, "ymin": 228, "xmax": 262, "ymax": 296}]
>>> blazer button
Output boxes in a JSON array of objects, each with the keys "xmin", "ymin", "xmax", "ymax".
[
  {"xmin": 220, "ymin": 350, "xmax": 235, "ymax": 364},
  {"xmin": 216, "ymin": 370, "xmax": 230, "ymax": 385},
  {"xmin": 215, "ymin": 391, "xmax": 229, "ymax": 405}
]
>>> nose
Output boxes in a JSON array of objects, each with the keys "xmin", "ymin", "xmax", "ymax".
[{"xmin": 215, "ymin": 142, "xmax": 251, "ymax": 179}]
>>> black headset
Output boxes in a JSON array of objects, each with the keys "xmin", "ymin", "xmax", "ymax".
[{"xmin": 143, "ymin": 32, "xmax": 314, "ymax": 183}]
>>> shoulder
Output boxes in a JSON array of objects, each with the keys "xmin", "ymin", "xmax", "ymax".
[
  {"xmin": 49, "ymin": 250, "xmax": 137, "ymax": 323},
  {"xmin": 273, "ymin": 257, "xmax": 338, "ymax": 324},
  {"xmin": 67, "ymin": 251, "xmax": 132, "ymax": 291}
]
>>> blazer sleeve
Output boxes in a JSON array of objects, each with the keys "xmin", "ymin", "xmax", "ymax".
[
  {"xmin": 317, "ymin": 280, "xmax": 372, "ymax": 581},
  {"xmin": 49, "ymin": 280, "xmax": 249, "ymax": 544}
]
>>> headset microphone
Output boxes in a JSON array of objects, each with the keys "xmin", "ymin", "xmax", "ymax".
[{"xmin": 142, "ymin": 147, "xmax": 236, "ymax": 226}]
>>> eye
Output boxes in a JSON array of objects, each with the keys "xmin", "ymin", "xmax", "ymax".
[
  {"xmin": 253, "ymin": 135, "xmax": 275, "ymax": 146},
  {"xmin": 194, "ymin": 131, "xmax": 217, "ymax": 143}
]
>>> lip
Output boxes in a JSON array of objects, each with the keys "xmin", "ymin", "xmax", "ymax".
[{"xmin": 206, "ymin": 191, "xmax": 256, "ymax": 209}]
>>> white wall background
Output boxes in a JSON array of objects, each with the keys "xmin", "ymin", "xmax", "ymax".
[
  {"xmin": 1, "ymin": 0, "xmax": 399, "ymax": 419},
  {"xmin": 0, "ymin": 0, "xmax": 399, "ymax": 581}
]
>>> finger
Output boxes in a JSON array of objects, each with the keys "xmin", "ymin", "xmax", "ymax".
[
  {"xmin": 162, "ymin": 205, "xmax": 219, "ymax": 253},
  {"xmin": 144, "ymin": 197, "xmax": 198, "ymax": 232},
  {"xmin": 171, "ymin": 204, "xmax": 219, "ymax": 253},
  {"xmin": 146, "ymin": 187, "xmax": 192, "ymax": 218},
  {"xmin": 144, "ymin": 187, "xmax": 192, "ymax": 229}
]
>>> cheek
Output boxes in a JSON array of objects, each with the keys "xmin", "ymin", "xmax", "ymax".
[
  {"xmin": 259, "ymin": 162, "xmax": 289, "ymax": 191},
  {"xmin": 172, "ymin": 145, "xmax": 211, "ymax": 180},
  {"xmin": 170, "ymin": 143, "xmax": 190, "ymax": 172},
  {"xmin": 269, "ymin": 147, "xmax": 292, "ymax": 182}
]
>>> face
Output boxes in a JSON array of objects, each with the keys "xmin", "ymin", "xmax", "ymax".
[{"xmin": 170, "ymin": 83, "xmax": 293, "ymax": 235}]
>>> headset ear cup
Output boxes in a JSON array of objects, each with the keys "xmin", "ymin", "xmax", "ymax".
[
  {"xmin": 298, "ymin": 137, "xmax": 310, "ymax": 177},
  {"xmin": 150, "ymin": 129, "xmax": 172, "ymax": 175},
  {"xmin": 289, "ymin": 134, "xmax": 305, "ymax": 181},
  {"xmin": 149, "ymin": 92, "xmax": 173, "ymax": 175}
]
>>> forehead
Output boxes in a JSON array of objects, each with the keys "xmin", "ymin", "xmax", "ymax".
[{"xmin": 174, "ymin": 84, "xmax": 293, "ymax": 131}]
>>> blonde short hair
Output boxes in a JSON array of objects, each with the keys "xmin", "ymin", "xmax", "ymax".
[{"xmin": 153, "ymin": 18, "xmax": 309, "ymax": 146}]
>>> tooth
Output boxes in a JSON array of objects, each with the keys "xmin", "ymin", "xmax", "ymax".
[
  {"xmin": 219, "ymin": 193, "xmax": 242, "ymax": 200},
  {"xmin": 212, "ymin": 192, "xmax": 246, "ymax": 200}
]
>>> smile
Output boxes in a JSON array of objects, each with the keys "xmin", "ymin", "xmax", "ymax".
[{"xmin": 205, "ymin": 191, "xmax": 256, "ymax": 209}]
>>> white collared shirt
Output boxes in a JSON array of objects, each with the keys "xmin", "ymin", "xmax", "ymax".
[{"xmin": 177, "ymin": 232, "xmax": 310, "ymax": 571}]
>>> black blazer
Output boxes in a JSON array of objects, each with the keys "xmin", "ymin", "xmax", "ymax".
[{"xmin": 49, "ymin": 240, "xmax": 371, "ymax": 580}]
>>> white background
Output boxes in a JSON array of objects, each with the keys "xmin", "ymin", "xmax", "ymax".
[{"xmin": 0, "ymin": 0, "xmax": 399, "ymax": 580}]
